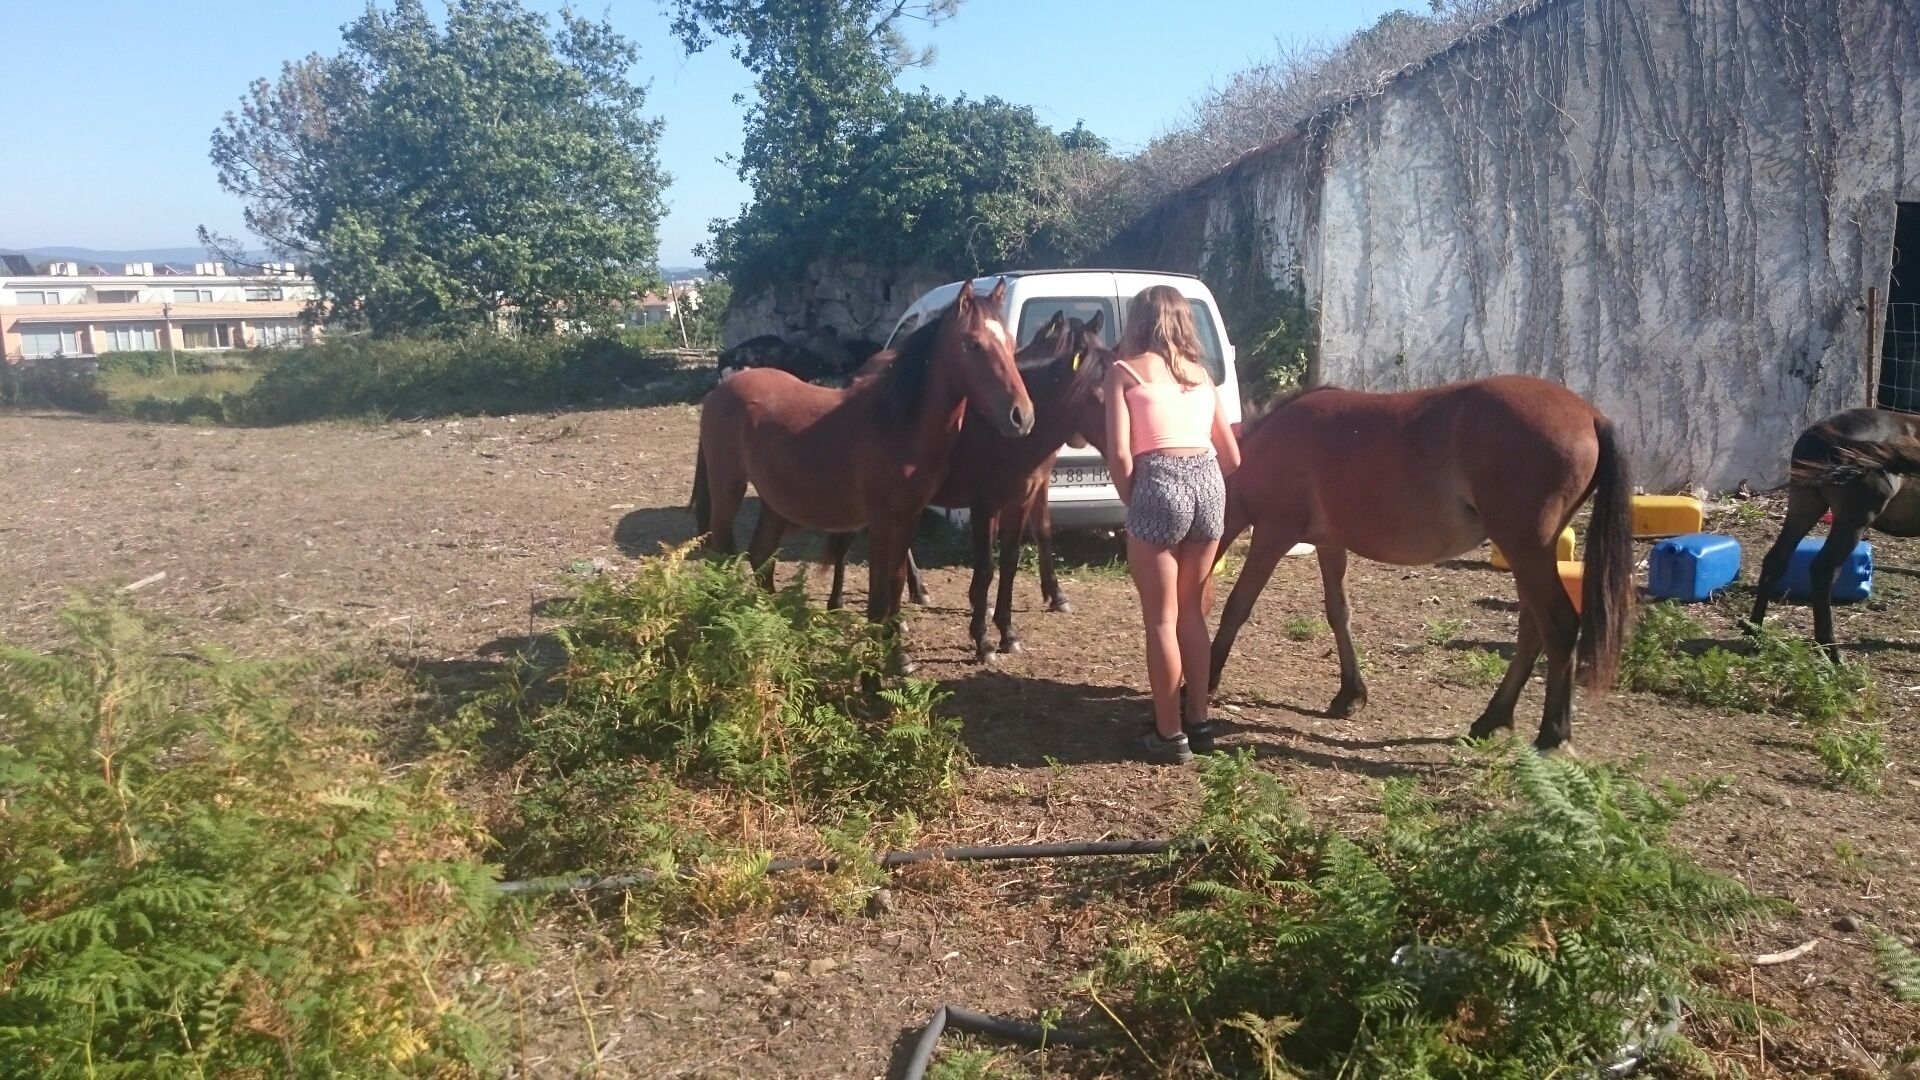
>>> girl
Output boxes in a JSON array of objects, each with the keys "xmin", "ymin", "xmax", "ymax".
[{"xmin": 1104, "ymin": 286, "xmax": 1241, "ymax": 764}]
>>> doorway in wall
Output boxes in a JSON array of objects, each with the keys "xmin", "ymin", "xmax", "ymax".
[{"xmin": 1876, "ymin": 202, "xmax": 1920, "ymax": 410}]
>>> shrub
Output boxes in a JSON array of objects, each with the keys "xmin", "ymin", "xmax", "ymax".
[
  {"xmin": 1622, "ymin": 602, "xmax": 1872, "ymax": 724},
  {"xmin": 1447, "ymin": 647, "xmax": 1508, "ymax": 688},
  {"xmin": 1097, "ymin": 747, "xmax": 1776, "ymax": 1078},
  {"xmin": 464, "ymin": 545, "xmax": 965, "ymax": 882},
  {"xmin": 235, "ymin": 333, "xmax": 696, "ymax": 425},
  {"xmin": 0, "ymin": 601, "xmax": 510, "ymax": 1077}
]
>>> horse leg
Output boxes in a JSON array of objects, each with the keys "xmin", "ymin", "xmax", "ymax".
[
  {"xmin": 906, "ymin": 548, "xmax": 929, "ymax": 607},
  {"xmin": 865, "ymin": 514, "xmax": 915, "ymax": 673},
  {"xmin": 995, "ymin": 499, "xmax": 1030, "ymax": 655},
  {"xmin": 967, "ymin": 508, "xmax": 997, "ymax": 662},
  {"xmin": 1033, "ymin": 495, "xmax": 1072, "ymax": 613},
  {"xmin": 1505, "ymin": 550, "xmax": 1581, "ymax": 752},
  {"xmin": 1747, "ymin": 486, "xmax": 1826, "ymax": 633},
  {"xmin": 1208, "ymin": 522, "xmax": 1299, "ymax": 693},
  {"xmin": 1468, "ymin": 609, "xmax": 1542, "ymax": 739},
  {"xmin": 1809, "ymin": 502, "xmax": 1879, "ymax": 659},
  {"xmin": 1317, "ymin": 546, "xmax": 1368, "ymax": 718},
  {"xmin": 745, "ymin": 504, "xmax": 789, "ymax": 592},
  {"xmin": 702, "ymin": 455, "xmax": 748, "ymax": 557},
  {"xmin": 824, "ymin": 532, "xmax": 854, "ymax": 610}
]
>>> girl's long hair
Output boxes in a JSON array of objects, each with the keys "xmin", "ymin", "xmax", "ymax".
[{"xmin": 1118, "ymin": 285, "xmax": 1208, "ymax": 388}]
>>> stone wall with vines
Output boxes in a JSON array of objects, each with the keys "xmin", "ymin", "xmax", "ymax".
[{"xmin": 1116, "ymin": 0, "xmax": 1920, "ymax": 488}]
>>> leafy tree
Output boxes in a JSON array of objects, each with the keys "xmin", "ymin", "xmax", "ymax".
[
  {"xmin": 207, "ymin": 0, "xmax": 667, "ymax": 335},
  {"xmin": 669, "ymin": 1, "xmax": 1119, "ymax": 297}
]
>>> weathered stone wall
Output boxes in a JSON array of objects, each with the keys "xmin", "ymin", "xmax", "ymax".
[
  {"xmin": 1112, "ymin": 0, "xmax": 1920, "ymax": 489},
  {"xmin": 720, "ymin": 260, "xmax": 948, "ymax": 348}
]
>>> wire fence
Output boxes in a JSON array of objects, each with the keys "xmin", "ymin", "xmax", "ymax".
[{"xmin": 1877, "ymin": 302, "xmax": 1920, "ymax": 412}]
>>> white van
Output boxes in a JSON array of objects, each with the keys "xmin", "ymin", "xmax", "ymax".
[{"xmin": 885, "ymin": 270, "xmax": 1242, "ymax": 529}]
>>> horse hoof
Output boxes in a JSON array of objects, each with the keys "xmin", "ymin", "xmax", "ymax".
[
  {"xmin": 1327, "ymin": 693, "xmax": 1367, "ymax": 719},
  {"xmin": 1533, "ymin": 739, "xmax": 1577, "ymax": 758},
  {"xmin": 1048, "ymin": 598, "xmax": 1075, "ymax": 614},
  {"xmin": 998, "ymin": 639, "xmax": 1024, "ymax": 655},
  {"xmin": 974, "ymin": 642, "xmax": 995, "ymax": 664},
  {"xmin": 1468, "ymin": 716, "xmax": 1514, "ymax": 741}
]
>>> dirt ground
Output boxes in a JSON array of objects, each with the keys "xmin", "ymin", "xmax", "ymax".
[{"xmin": 5, "ymin": 402, "xmax": 1920, "ymax": 1078}]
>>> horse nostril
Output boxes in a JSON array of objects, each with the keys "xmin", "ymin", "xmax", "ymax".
[{"xmin": 1009, "ymin": 404, "xmax": 1032, "ymax": 434}]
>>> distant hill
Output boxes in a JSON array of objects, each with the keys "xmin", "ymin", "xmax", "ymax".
[{"xmin": 663, "ymin": 265, "xmax": 707, "ymax": 281}]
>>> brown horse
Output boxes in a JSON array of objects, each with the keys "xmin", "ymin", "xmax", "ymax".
[
  {"xmin": 692, "ymin": 279, "xmax": 1033, "ymax": 626},
  {"xmin": 821, "ymin": 312, "xmax": 1113, "ymax": 660},
  {"xmin": 1749, "ymin": 407, "xmax": 1920, "ymax": 656},
  {"xmin": 1207, "ymin": 376, "xmax": 1633, "ymax": 752}
]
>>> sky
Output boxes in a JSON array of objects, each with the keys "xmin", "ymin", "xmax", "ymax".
[{"xmin": 0, "ymin": 0, "xmax": 1424, "ymax": 268}]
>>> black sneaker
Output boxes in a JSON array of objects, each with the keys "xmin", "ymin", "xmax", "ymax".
[
  {"xmin": 1183, "ymin": 719, "xmax": 1218, "ymax": 755},
  {"xmin": 1136, "ymin": 729, "xmax": 1194, "ymax": 764}
]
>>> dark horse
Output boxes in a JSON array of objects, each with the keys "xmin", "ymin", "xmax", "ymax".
[
  {"xmin": 692, "ymin": 279, "xmax": 1033, "ymax": 626},
  {"xmin": 1749, "ymin": 407, "xmax": 1920, "ymax": 656},
  {"xmin": 820, "ymin": 312, "xmax": 1112, "ymax": 660},
  {"xmin": 1208, "ymin": 376, "xmax": 1633, "ymax": 752}
]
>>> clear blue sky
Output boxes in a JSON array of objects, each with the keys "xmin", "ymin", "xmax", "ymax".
[{"xmin": 0, "ymin": 0, "xmax": 1422, "ymax": 268}]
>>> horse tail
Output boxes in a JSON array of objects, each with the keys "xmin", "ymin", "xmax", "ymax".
[
  {"xmin": 1578, "ymin": 416, "xmax": 1632, "ymax": 691},
  {"xmin": 691, "ymin": 444, "xmax": 711, "ymax": 537},
  {"xmin": 1789, "ymin": 434, "xmax": 1920, "ymax": 487}
]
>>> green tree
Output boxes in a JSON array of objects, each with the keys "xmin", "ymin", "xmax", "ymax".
[{"xmin": 207, "ymin": 0, "xmax": 667, "ymax": 335}]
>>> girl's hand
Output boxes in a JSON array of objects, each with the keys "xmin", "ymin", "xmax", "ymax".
[{"xmin": 1211, "ymin": 390, "xmax": 1242, "ymax": 478}]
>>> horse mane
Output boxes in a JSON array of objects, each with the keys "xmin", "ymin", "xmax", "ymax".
[
  {"xmin": 1240, "ymin": 382, "xmax": 1336, "ymax": 437},
  {"xmin": 874, "ymin": 305, "xmax": 955, "ymax": 428}
]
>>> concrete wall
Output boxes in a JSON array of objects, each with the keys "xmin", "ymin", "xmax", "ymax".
[
  {"xmin": 1112, "ymin": 0, "xmax": 1920, "ymax": 489},
  {"xmin": 721, "ymin": 259, "xmax": 949, "ymax": 347}
]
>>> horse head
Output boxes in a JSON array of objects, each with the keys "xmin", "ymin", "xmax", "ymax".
[
  {"xmin": 943, "ymin": 278, "xmax": 1034, "ymax": 437},
  {"xmin": 1061, "ymin": 311, "xmax": 1112, "ymax": 453}
]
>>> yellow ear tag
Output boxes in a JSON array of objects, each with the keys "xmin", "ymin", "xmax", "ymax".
[{"xmin": 1070, "ymin": 351, "xmax": 1082, "ymax": 371}]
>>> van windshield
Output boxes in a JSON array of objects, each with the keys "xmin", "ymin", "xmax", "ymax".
[{"xmin": 1016, "ymin": 297, "xmax": 1117, "ymax": 348}]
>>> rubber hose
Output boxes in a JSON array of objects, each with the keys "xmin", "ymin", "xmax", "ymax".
[
  {"xmin": 496, "ymin": 838, "xmax": 1177, "ymax": 895},
  {"xmin": 899, "ymin": 1004, "xmax": 1097, "ymax": 1080}
]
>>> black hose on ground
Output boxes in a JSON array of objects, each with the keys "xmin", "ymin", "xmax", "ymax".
[
  {"xmin": 899, "ymin": 1004, "xmax": 1098, "ymax": 1080},
  {"xmin": 495, "ymin": 838, "xmax": 1177, "ymax": 895}
]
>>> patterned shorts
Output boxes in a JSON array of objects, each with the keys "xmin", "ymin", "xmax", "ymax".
[{"xmin": 1126, "ymin": 451, "xmax": 1226, "ymax": 547}]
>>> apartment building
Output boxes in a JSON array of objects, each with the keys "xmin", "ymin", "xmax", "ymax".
[{"xmin": 0, "ymin": 257, "xmax": 317, "ymax": 364}]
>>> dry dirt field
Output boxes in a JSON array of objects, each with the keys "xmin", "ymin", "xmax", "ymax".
[{"xmin": 5, "ymin": 402, "xmax": 1920, "ymax": 1078}]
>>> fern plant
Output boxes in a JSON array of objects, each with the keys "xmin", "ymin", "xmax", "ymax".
[
  {"xmin": 0, "ymin": 601, "xmax": 511, "ymax": 1078},
  {"xmin": 1099, "ymin": 747, "xmax": 1779, "ymax": 1078},
  {"xmin": 1872, "ymin": 929, "xmax": 1920, "ymax": 1003},
  {"xmin": 466, "ymin": 544, "xmax": 964, "ymax": 882}
]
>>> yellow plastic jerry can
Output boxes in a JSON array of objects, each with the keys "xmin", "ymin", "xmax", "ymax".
[
  {"xmin": 1559, "ymin": 561, "xmax": 1584, "ymax": 613},
  {"xmin": 1631, "ymin": 495, "xmax": 1704, "ymax": 539},
  {"xmin": 1490, "ymin": 526, "xmax": 1576, "ymax": 571}
]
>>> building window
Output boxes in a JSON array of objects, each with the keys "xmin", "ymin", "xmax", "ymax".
[
  {"xmin": 173, "ymin": 288, "xmax": 214, "ymax": 303},
  {"xmin": 181, "ymin": 323, "xmax": 233, "ymax": 350},
  {"xmin": 96, "ymin": 289, "xmax": 140, "ymax": 303},
  {"xmin": 20, "ymin": 326, "xmax": 82, "ymax": 358},
  {"xmin": 104, "ymin": 324, "xmax": 160, "ymax": 351},
  {"xmin": 244, "ymin": 287, "xmax": 284, "ymax": 301},
  {"xmin": 254, "ymin": 321, "xmax": 304, "ymax": 348},
  {"xmin": 15, "ymin": 290, "xmax": 56, "ymax": 305}
]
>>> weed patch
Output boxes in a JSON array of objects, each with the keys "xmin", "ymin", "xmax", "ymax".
[
  {"xmin": 458, "ymin": 545, "xmax": 964, "ymax": 922},
  {"xmin": 1282, "ymin": 616, "xmax": 1328, "ymax": 642},
  {"xmin": 1447, "ymin": 647, "xmax": 1507, "ymax": 688},
  {"xmin": 1094, "ymin": 747, "xmax": 1777, "ymax": 1077},
  {"xmin": 1422, "ymin": 617, "xmax": 1468, "ymax": 647},
  {"xmin": 0, "ymin": 601, "xmax": 511, "ymax": 1076},
  {"xmin": 1623, "ymin": 602, "xmax": 1872, "ymax": 724}
]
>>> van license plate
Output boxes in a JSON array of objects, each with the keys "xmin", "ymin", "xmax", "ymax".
[{"xmin": 1053, "ymin": 464, "xmax": 1110, "ymax": 488}]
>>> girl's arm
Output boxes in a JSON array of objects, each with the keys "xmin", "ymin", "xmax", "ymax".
[
  {"xmin": 1211, "ymin": 389, "xmax": 1241, "ymax": 478},
  {"xmin": 1105, "ymin": 362, "xmax": 1134, "ymax": 505}
]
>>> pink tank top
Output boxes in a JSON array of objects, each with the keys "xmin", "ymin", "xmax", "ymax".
[{"xmin": 1115, "ymin": 358, "xmax": 1216, "ymax": 454}]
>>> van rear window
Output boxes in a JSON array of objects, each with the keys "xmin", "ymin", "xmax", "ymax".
[
  {"xmin": 1185, "ymin": 300, "xmax": 1226, "ymax": 385},
  {"xmin": 1016, "ymin": 298, "xmax": 1117, "ymax": 348}
]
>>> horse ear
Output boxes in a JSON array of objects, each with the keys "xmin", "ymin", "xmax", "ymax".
[
  {"xmin": 986, "ymin": 276, "xmax": 1008, "ymax": 309},
  {"xmin": 1085, "ymin": 309, "xmax": 1104, "ymax": 336},
  {"xmin": 954, "ymin": 280, "xmax": 975, "ymax": 314},
  {"xmin": 1047, "ymin": 311, "xmax": 1065, "ymax": 334}
]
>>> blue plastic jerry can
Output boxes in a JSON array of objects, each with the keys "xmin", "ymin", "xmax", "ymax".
[
  {"xmin": 1646, "ymin": 533, "xmax": 1741, "ymax": 602},
  {"xmin": 1776, "ymin": 536, "xmax": 1872, "ymax": 602}
]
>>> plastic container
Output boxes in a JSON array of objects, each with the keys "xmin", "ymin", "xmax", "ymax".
[
  {"xmin": 1560, "ymin": 561, "xmax": 1584, "ymax": 613},
  {"xmin": 1490, "ymin": 526, "xmax": 1575, "ymax": 570},
  {"xmin": 1775, "ymin": 537, "xmax": 1872, "ymax": 602},
  {"xmin": 1631, "ymin": 495, "xmax": 1704, "ymax": 539},
  {"xmin": 1646, "ymin": 533, "xmax": 1742, "ymax": 602}
]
